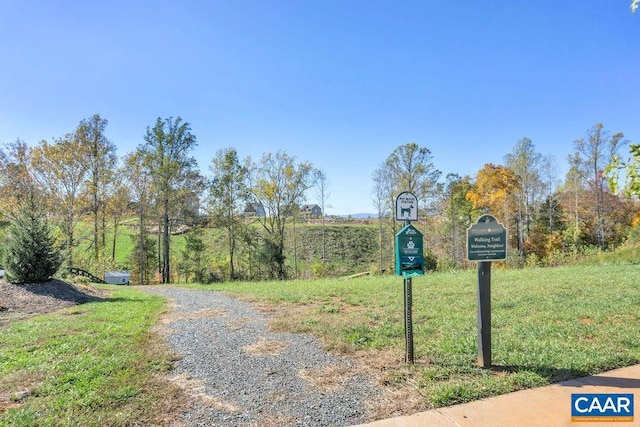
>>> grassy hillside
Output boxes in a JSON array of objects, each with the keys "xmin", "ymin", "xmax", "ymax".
[
  {"xmin": 577, "ymin": 240, "xmax": 640, "ymax": 266},
  {"xmin": 62, "ymin": 218, "xmax": 379, "ymax": 279}
]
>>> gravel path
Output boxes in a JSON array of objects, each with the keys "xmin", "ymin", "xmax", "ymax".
[{"xmin": 145, "ymin": 287, "xmax": 381, "ymax": 427}]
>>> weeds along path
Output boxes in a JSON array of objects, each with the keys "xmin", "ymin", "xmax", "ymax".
[{"xmin": 143, "ymin": 286, "xmax": 381, "ymax": 427}]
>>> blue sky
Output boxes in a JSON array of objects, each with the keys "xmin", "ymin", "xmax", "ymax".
[{"xmin": 1, "ymin": 1, "xmax": 639, "ymax": 215}]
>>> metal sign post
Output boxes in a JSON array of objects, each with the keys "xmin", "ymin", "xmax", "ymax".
[
  {"xmin": 466, "ymin": 214, "xmax": 507, "ymax": 369},
  {"xmin": 404, "ymin": 276, "xmax": 414, "ymax": 363},
  {"xmin": 394, "ymin": 192, "xmax": 422, "ymax": 364}
]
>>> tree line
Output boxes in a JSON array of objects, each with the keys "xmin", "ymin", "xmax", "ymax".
[
  {"xmin": 0, "ymin": 114, "xmax": 320, "ymax": 284},
  {"xmin": 372, "ymin": 124, "xmax": 640, "ymax": 273},
  {"xmin": 1, "ymin": 116, "xmax": 638, "ymax": 284}
]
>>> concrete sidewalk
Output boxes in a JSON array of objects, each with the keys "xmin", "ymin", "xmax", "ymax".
[{"xmin": 356, "ymin": 364, "xmax": 640, "ymax": 427}]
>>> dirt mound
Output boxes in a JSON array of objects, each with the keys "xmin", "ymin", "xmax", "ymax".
[{"xmin": 0, "ymin": 279, "xmax": 106, "ymax": 328}]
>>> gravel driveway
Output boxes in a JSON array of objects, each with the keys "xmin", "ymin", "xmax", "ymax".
[{"xmin": 145, "ymin": 287, "xmax": 381, "ymax": 427}]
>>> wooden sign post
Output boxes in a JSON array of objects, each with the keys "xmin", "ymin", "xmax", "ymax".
[{"xmin": 467, "ymin": 214, "xmax": 507, "ymax": 368}]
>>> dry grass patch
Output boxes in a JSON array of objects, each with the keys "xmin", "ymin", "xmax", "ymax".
[
  {"xmin": 169, "ymin": 373, "xmax": 242, "ymax": 415},
  {"xmin": 241, "ymin": 297, "xmax": 287, "ymax": 318},
  {"xmin": 168, "ymin": 308, "xmax": 229, "ymax": 323},
  {"xmin": 248, "ymin": 414, "xmax": 296, "ymax": 427},
  {"xmin": 244, "ymin": 337, "xmax": 288, "ymax": 356},
  {"xmin": 154, "ymin": 307, "xmax": 230, "ymax": 336},
  {"xmin": 227, "ymin": 316, "xmax": 255, "ymax": 332},
  {"xmin": 365, "ymin": 382, "xmax": 429, "ymax": 420},
  {"xmin": 239, "ymin": 296, "xmax": 429, "ymax": 420},
  {"xmin": 350, "ymin": 348, "xmax": 430, "ymax": 420},
  {"xmin": 0, "ymin": 372, "xmax": 44, "ymax": 415},
  {"xmin": 261, "ymin": 299, "xmax": 369, "ymax": 332},
  {"xmin": 298, "ymin": 364, "xmax": 352, "ymax": 393}
]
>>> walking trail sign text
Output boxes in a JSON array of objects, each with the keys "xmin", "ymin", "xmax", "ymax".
[{"xmin": 467, "ymin": 214, "xmax": 507, "ymax": 261}]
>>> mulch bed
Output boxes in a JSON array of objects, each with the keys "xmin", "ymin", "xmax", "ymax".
[{"xmin": 0, "ymin": 279, "xmax": 106, "ymax": 328}]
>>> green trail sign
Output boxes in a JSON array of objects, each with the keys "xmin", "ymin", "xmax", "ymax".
[
  {"xmin": 395, "ymin": 224, "xmax": 424, "ymax": 277},
  {"xmin": 467, "ymin": 214, "xmax": 507, "ymax": 262}
]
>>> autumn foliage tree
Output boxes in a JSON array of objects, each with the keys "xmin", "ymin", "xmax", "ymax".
[
  {"xmin": 31, "ymin": 135, "xmax": 89, "ymax": 268},
  {"xmin": 466, "ymin": 164, "xmax": 518, "ymax": 220},
  {"xmin": 248, "ymin": 151, "xmax": 319, "ymax": 279},
  {"xmin": 0, "ymin": 140, "xmax": 39, "ymax": 218},
  {"xmin": 466, "ymin": 164, "xmax": 519, "ymax": 250}
]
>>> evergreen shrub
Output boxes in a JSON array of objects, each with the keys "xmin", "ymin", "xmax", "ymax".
[{"xmin": 2, "ymin": 201, "xmax": 62, "ymax": 283}]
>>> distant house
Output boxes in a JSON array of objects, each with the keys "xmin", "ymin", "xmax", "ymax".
[
  {"xmin": 179, "ymin": 191, "xmax": 202, "ymax": 220},
  {"xmin": 302, "ymin": 204, "xmax": 322, "ymax": 218},
  {"xmin": 244, "ymin": 203, "xmax": 266, "ymax": 217}
]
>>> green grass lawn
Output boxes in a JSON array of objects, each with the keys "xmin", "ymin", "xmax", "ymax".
[
  {"xmin": 192, "ymin": 263, "xmax": 640, "ymax": 407},
  {"xmin": 0, "ymin": 286, "xmax": 184, "ymax": 426}
]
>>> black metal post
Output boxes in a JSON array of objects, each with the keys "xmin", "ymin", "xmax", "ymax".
[
  {"xmin": 404, "ymin": 276, "xmax": 414, "ymax": 364},
  {"xmin": 477, "ymin": 261, "xmax": 491, "ymax": 368}
]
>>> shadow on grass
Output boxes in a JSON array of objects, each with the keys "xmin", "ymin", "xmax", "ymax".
[
  {"xmin": 492, "ymin": 364, "xmax": 640, "ymax": 388},
  {"xmin": 492, "ymin": 365, "xmax": 591, "ymax": 383},
  {"xmin": 565, "ymin": 376, "xmax": 640, "ymax": 389}
]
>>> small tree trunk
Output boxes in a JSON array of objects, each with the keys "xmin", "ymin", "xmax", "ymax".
[
  {"xmin": 112, "ymin": 219, "xmax": 118, "ymax": 262},
  {"xmin": 162, "ymin": 197, "xmax": 171, "ymax": 283},
  {"xmin": 139, "ymin": 213, "xmax": 145, "ymax": 286}
]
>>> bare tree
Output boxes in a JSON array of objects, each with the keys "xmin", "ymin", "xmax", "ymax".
[
  {"xmin": 315, "ymin": 170, "xmax": 330, "ymax": 264},
  {"xmin": 384, "ymin": 143, "xmax": 441, "ymax": 215},
  {"xmin": 75, "ymin": 114, "xmax": 117, "ymax": 265},
  {"xmin": 504, "ymin": 137, "xmax": 543, "ymax": 255},
  {"xmin": 571, "ymin": 123, "xmax": 625, "ymax": 248},
  {"xmin": 372, "ymin": 165, "xmax": 393, "ymax": 273}
]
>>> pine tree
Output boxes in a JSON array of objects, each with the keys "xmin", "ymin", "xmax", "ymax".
[
  {"xmin": 179, "ymin": 231, "xmax": 207, "ymax": 283},
  {"xmin": 2, "ymin": 200, "xmax": 62, "ymax": 283}
]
